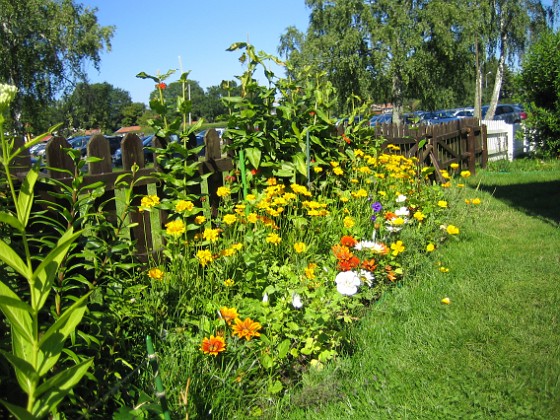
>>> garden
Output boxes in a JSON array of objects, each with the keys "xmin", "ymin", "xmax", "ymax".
[{"xmin": 0, "ymin": 42, "xmax": 555, "ymax": 419}]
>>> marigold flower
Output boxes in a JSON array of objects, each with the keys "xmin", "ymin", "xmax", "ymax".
[
  {"xmin": 446, "ymin": 225, "xmax": 460, "ymax": 235},
  {"xmin": 148, "ymin": 267, "xmax": 164, "ymax": 281},
  {"xmin": 426, "ymin": 243, "xmax": 435, "ymax": 252},
  {"xmin": 175, "ymin": 200, "xmax": 194, "ymax": 212},
  {"xmin": 246, "ymin": 194, "xmax": 256, "ymax": 201},
  {"xmin": 313, "ymin": 166, "xmax": 323, "ymax": 173},
  {"xmin": 333, "ymin": 167, "xmax": 344, "ymax": 176},
  {"xmin": 220, "ymin": 306, "xmax": 238, "ymax": 324},
  {"xmin": 390, "ymin": 240, "xmax": 405, "ymax": 257},
  {"xmin": 200, "ymin": 335, "xmax": 226, "ymax": 356},
  {"xmin": 196, "ymin": 249, "xmax": 214, "ymax": 266},
  {"xmin": 413, "ymin": 211, "xmax": 425, "ymax": 222},
  {"xmin": 450, "ymin": 163, "xmax": 459, "ymax": 170},
  {"xmin": 340, "ymin": 235, "xmax": 358, "ymax": 248},
  {"xmin": 217, "ymin": 186, "xmax": 231, "ymax": 197},
  {"xmin": 351, "ymin": 189, "xmax": 368, "ymax": 198},
  {"xmin": 305, "ymin": 263, "xmax": 317, "ymax": 279},
  {"xmin": 165, "ymin": 219, "xmax": 186, "ymax": 237},
  {"xmin": 343, "ymin": 216, "xmax": 355, "ymax": 229},
  {"xmin": 294, "ymin": 242, "xmax": 307, "ymax": 253},
  {"xmin": 140, "ymin": 194, "xmax": 160, "ymax": 211},
  {"xmin": 203, "ymin": 228, "xmax": 220, "ymax": 242},
  {"xmin": 232, "ymin": 317, "xmax": 262, "ymax": 341},
  {"xmin": 460, "ymin": 170, "xmax": 471, "ymax": 178},
  {"xmin": 222, "ymin": 214, "xmax": 237, "ymax": 225},
  {"xmin": 266, "ymin": 233, "xmax": 282, "ymax": 245},
  {"xmin": 223, "ymin": 278, "xmax": 235, "ymax": 287},
  {"xmin": 472, "ymin": 198, "xmax": 481, "ymax": 205},
  {"xmin": 437, "ymin": 200, "xmax": 448, "ymax": 208},
  {"xmin": 194, "ymin": 215, "xmax": 206, "ymax": 225}
]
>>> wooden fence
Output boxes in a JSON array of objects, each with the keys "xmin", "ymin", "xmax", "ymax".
[
  {"xmin": 10, "ymin": 120, "xmax": 487, "ymax": 259},
  {"xmin": 11, "ymin": 129, "xmax": 232, "ymax": 261},
  {"xmin": 369, "ymin": 117, "xmax": 487, "ymax": 182}
]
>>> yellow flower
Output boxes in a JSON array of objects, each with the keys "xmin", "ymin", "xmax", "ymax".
[
  {"xmin": 203, "ymin": 228, "xmax": 220, "ymax": 242},
  {"xmin": 267, "ymin": 177, "xmax": 277, "ymax": 186},
  {"xmin": 390, "ymin": 240, "xmax": 405, "ymax": 257},
  {"xmin": 196, "ymin": 249, "xmax": 214, "ymax": 266},
  {"xmin": 330, "ymin": 161, "xmax": 339, "ymax": 168},
  {"xmin": 457, "ymin": 183, "xmax": 465, "ymax": 188},
  {"xmin": 175, "ymin": 200, "xmax": 194, "ymax": 212},
  {"xmin": 437, "ymin": 200, "xmax": 448, "ymax": 208},
  {"xmin": 294, "ymin": 242, "xmax": 307, "ymax": 253},
  {"xmin": 148, "ymin": 267, "xmax": 164, "ymax": 281},
  {"xmin": 333, "ymin": 167, "xmax": 344, "ymax": 176},
  {"xmin": 413, "ymin": 211, "xmax": 425, "ymax": 222},
  {"xmin": 465, "ymin": 199, "xmax": 472, "ymax": 205},
  {"xmin": 340, "ymin": 197, "xmax": 349, "ymax": 203},
  {"xmin": 220, "ymin": 306, "xmax": 238, "ymax": 323},
  {"xmin": 390, "ymin": 217, "xmax": 405, "ymax": 226},
  {"xmin": 305, "ymin": 262, "xmax": 317, "ymax": 279},
  {"xmin": 216, "ymin": 186, "xmax": 231, "ymax": 197},
  {"xmin": 441, "ymin": 297, "xmax": 451, "ymax": 304},
  {"xmin": 439, "ymin": 266, "xmax": 450, "ymax": 273},
  {"xmin": 354, "ymin": 149, "xmax": 365, "ymax": 158},
  {"xmin": 313, "ymin": 166, "xmax": 323, "ymax": 173},
  {"xmin": 472, "ymin": 198, "xmax": 481, "ymax": 205},
  {"xmin": 194, "ymin": 215, "xmax": 206, "ymax": 225},
  {"xmin": 165, "ymin": 219, "xmax": 186, "ymax": 237},
  {"xmin": 351, "ymin": 189, "xmax": 368, "ymax": 198},
  {"xmin": 231, "ymin": 242, "xmax": 243, "ymax": 251},
  {"xmin": 426, "ymin": 243, "xmax": 435, "ymax": 252},
  {"xmin": 460, "ymin": 170, "xmax": 471, "ymax": 178},
  {"xmin": 343, "ymin": 216, "xmax": 355, "ymax": 229},
  {"xmin": 140, "ymin": 194, "xmax": 160, "ymax": 211},
  {"xmin": 446, "ymin": 225, "xmax": 460, "ymax": 235},
  {"xmin": 247, "ymin": 212, "xmax": 258, "ymax": 223},
  {"xmin": 246, "ymin": 193, "xmax": 256, "ymax": 201},
  {"xmin": 223, "ymin": 279, "xmax": 235, "ymax": 287},
  {"xmin": 450, "ymin": 163, "xmax": 459, "ymax": 170},
  {"xmin": 266, "ymin": 233, "xmax": 282, "ymax": 245},
  {"xmin": 222, "ymin": 214, "xmax": 237, "ymax": 225}
]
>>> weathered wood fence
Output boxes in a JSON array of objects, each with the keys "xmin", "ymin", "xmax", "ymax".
[
  {"xmin": 370, "ymin": 117, "xmax": 488, "ymax": 182},
  {"xmin": 12, "ymin": 129, "xmax": 232, "ymax": 261}
]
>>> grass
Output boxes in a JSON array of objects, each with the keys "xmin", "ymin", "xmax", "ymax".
[{"xmin": 275, "ymin": 159, "xmax": 560, "ymax": 419}]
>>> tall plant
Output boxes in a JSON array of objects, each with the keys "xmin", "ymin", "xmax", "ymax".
[{"xmin": 0, "ymin": 84, "xmax": 92, "ymax": 418}]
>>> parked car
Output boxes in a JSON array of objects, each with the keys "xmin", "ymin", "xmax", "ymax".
[
  {"xmin": 419, "ymin": 110, "xmax": 458, "ymax": 125},
  {"xmin": 369, "ymin": 113, "xmax": 392, "ymax": 126},
  {"xmin": 112, "ymin": 135, "xmax": 155, "ymax": 167},
  {"xmin": 482, "ymin": 104, "xmax": 527, "ymax": 124},
  {"xmin": 67, "ymin": 135, "xmax": 90, "ymax": 156},
  {"xmin": 448, "ymin": 108, "xmax": 474, "ymax": 118},
  {"xmin": 195, "ymin": 128, "xmax": 226, "ymax": 156}
]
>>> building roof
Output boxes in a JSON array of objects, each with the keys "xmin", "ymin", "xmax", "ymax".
[{"xmin": 115, "ymin": 125, "xmax": 142, "ymax": 134}]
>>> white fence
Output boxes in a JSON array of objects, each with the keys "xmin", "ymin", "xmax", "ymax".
[{"xmin": 481, "ymin": 120, "xmax": 533, "ymax": 161}]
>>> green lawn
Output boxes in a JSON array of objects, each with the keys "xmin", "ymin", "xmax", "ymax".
[{"xmin": 276, "ymin": 159, "xmax": 560, "ymax": 419}]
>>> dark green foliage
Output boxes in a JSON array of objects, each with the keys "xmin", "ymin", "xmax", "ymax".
[{"xmin": 520, "ymin": 30, "xmax": 560, "ymax": 156}]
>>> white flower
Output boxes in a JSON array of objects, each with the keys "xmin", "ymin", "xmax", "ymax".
[
  {"xmin": 395, "ymin": 206, "xmax": 410, "ymax": 217},
  {"xmin": 385, "ymin": 224, "xmax": 403, "ymax": 233},
  {"xmin": 358, "ymin": 269, "xmax": 375, "ymax": 287},
  {"xmin": 395, "ymin": 194, "xmax": 407, "ymax": 203},
  {"xmin": 370, "ymin": 242, "xmax": 388, "ymax": 254},
  {"xmin": 292, "ymin": 293, "xmax": 303, "ymax": 309},
  {"xmin": 262, "ymin": 292, "xmax": 269, "ymax": 303},
  {"xmin": 335, "ymin": 271, "xmax": 361, "ymax": 296},
  {"xmin": 0, "ymin": 84, "xmax": 18, "ymax": 112},
  {"xmin": 354, "ymin": 240, "xmax": 376, "ymax": 251}
]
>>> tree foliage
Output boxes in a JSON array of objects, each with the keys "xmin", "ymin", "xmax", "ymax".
[
  {"xmin": 0, "ymin": 0, "xmax": 114, "ymax": 133},
  {"xmin": 520, "ymin": 29, "xmax": 560, "ymax": 156}
]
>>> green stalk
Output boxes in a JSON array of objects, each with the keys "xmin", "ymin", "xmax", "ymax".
[{"xmin": 146, "ymin": 335, "xmax": 171, "ymax": 420}]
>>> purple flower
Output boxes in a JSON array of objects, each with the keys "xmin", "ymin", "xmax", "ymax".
[
  {"xmin": 371, "ymin": 202, "xmax": 383, "ymax": 212},
  {"xmin": 371, "ymin": 215, "xmax": 377, "ymax": 222}
]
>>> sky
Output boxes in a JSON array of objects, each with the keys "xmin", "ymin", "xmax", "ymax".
[{"xmin": 80, "ymin": 1, "xmax": 311, "ymax": 104}]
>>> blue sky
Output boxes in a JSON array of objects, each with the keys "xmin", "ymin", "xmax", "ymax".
[{"xmin": 80, "ymin": 1, "xmax": 311, "ymax": 104}]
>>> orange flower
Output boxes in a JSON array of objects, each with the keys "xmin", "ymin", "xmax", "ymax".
[
  {"xmin": 384, "ymin": 211, "xmax": 397, "ymax": 220},
  {"xmin": 232, "ymin": 317, "xmax": 262, "ymax": 341},
  {"xmin": 219, "ymin": 307, "xmax": 238, "ymax": 325},
  {"xmin": 200, "ymin": 335, "xmax": 226, "ymax": 356},
  {"xmin": 338, "ymin": 256, "xmax": 360, "ymax": 271},
  {"xmin": 361, "ymin": 258, "xmax": 377, "ymax": 272},
  {"xmin": 332, "ymin": 244, "xmax": 352, "ymax": 260},
  {"xmin": 340, "ymin": 235, "xmax": 357, "ymax": 248},
  {"xmin": 156, "ymin": 82, "xmax": 167, "ymax": 90}
]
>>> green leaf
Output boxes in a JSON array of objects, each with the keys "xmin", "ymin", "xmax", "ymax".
[
  {"xmin": 226, "ymin": 42, "xmax": 247, "ymax": 52},
  {"xmin": 293, "ymin": 153, "xmax": 307, "ymax": 177},
  {"xmin": 32, "ymin": 229, "xmax": 81, "ymax": 310},
  {"xmin": 0, "ymin": 400, "xmax": 35, "ymax": 420},
  {"xmin": 245, "ymin": 148, "xmax": 262, "ymax": 169},
  {"xmin": 0, "ymin": 285, "xmax": 33, "ymax": 343},
  {"xmin": 17, "ymin": 167, "xmax": 38, "ymax": 227},
  {"xmin": 32, "ymin": 358, "xmax": 93, "ymax": 417},
  {"xmin": 277, "ymin": 339, "xmax": 291, "ymax": 359},
  {"xmin": 37, "ymin": 292, "xmax": 91, "ymax": 377},
  {"xmin": 0, "ymin": 350, "xmax": 37, "ymax": 394},
  {"xmin": 267, "ymin": 379, "xmax": 283, "ymax": 394},
  {"xmin": 0, "ymin": 239, "xmax": 32, "ymax": 279},
  {"xmin": 261, "ymin": 354, "xmax": 274, "ymax": 369},
  {"xmin": 0, "ymin": 211, "xmax": 25, "ymax": 231}
]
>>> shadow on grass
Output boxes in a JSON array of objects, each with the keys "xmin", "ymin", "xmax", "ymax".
[{"xmin": 478, "ymin": 180, "xmax": 560, "ymax": 226}]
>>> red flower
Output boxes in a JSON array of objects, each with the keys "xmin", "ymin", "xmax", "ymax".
[
  {"xmin": 156, "ymin": 82, "xmax": 167, "ymax": 90},
  {"xmin": 309, "ymin": 111, "xmax": 316, "ymax": 116},
  {"xmin": 340, "ymin": 235, "xmax": 357, "ymax": 248},
  {"xmin": 250, "ymin": 169, "xmax": 258, "ymax": 175},
  {"xmin": 342, "ymin": 134, "xmax": 351, "ymax": 144}
]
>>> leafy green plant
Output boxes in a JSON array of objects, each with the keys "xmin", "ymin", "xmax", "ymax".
[{"xmin": 0, "ymin": 84, "xmax": 92, "ymax": 418}]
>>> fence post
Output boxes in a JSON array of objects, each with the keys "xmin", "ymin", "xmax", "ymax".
[{"xmin": 467, "ymin": 127, "xmax": 476, "ymax": 174}]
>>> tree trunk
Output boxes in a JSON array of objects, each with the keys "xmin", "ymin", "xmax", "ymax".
[
  {"xmin": 391, "ymin": 72, "xmax": 403, "ymax": 126},
  {"xmin": 474, "ymin": 38, "xmax": 483, "ymax": 121},
  {"xmin": 484, "ymin": 15, "xmax": 508, "ymax": 120}
]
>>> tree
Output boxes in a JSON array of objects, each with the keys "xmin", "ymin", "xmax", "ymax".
[
  {"xmin": 120, "ymin": 102, "xmax": 147, "ymax": 128},
  {"xmin": 198, "ymin": 81, "xmax": 241, "ymax": 122},
  {"xmin": 149, "ymin": 79, "xmax": 205, "ymax": 122},
  {"xmin": 519, "ymin": 29, "xmax": 560, "ymax": 156},
  {"xmin": 0, "ymin": 0, "xmax": 114, "ymax": 133},
  {"xmin": 63, "ymin": 82, "xmax": 132, "ymax": 132}
]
